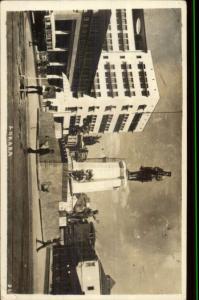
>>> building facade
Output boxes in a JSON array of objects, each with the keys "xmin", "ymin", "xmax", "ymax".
[
  {"xmin": 42, "ymin": 9, "xmax": 159, "ymax": 135},
  {"xmin": 38, "ymin": 10, "xmax": 111, "ymax": 93},
  {"xmin": 51, "ymin": 223, "xmax": 114, "ymax": 294}
]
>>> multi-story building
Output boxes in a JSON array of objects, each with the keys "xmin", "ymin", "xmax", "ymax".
[
  {"xmin": 42, "ymin": 9, "xmax": 159, "ymax": 135},
  {"xmin": 36, "ymin": 10, "xmax": 111, "ymax": 94}
]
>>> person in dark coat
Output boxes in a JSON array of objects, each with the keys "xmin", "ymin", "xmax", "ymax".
[
  {"xmin": 26, "ymin": 148, "xmax": 54, "ymax": 155},
  {"xmin": 36, "ymin": 238, "xmax": 60, "ymax": 252}
]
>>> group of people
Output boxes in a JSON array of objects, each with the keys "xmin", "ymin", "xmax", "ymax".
[{"xmin": 69, "ymin": 169, "xmax": 94, "ymax": 182}]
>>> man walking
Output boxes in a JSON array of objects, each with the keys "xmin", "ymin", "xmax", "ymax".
[
  {"xmin": 36, "ymin": 238, "xmax": 61, "ymax": 252},
  {"xmin": 26, "ymin": 147, "xmax": 54, "ymax": 155},
  {"xmin": 20, "ymin": 85, "xmax": 62, "ymax": 96}
]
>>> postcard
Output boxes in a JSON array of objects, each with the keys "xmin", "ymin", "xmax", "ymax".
[{"xmin": 1, "ymin": 1, "xmax": 187, "ymax": 299}]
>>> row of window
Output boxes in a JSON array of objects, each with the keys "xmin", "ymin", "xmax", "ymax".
[
  {"xmin": 122, "ymin": 65, "xmax": 135, "ymax": 95},
  {"xmin": 66, "ymin": 104, "xmax": 146, "ymax": 115},
  {"xmin": 84, "ymin": 115, "xmax": 97, "ymax": 131},
  {"xmin": 68, "ymin": 108, "xmax": 147, "ymax": 133},
  {"xmin": 103, "ymin": 56, "xmax": 144, "ymax": 62},
  {"xmin": 114, "ymin": 114, "xmax": 129, "ymax": 132},
  {"xmin": 139, "ymin": 70, "xmax": 150, "ymax": 96},
  {"xmin": 91, "ymin": 90, "xmax": 136, "ymax": 98},
  {"xmin": 121, "ymin": 62, "xmax": 132, "ymax": 69},
  {"xmin": 102, "ymin": 38, "xmax": 113, "ymax": 51},
  {"xmin": 128, "ymin": 113, "xmax": 143, "ymax": 131},
  {"xmin": 116, "ymin": 9, "xmax": 128, "ymax": 31},
  {"xmin": 99, "ymin": 114, "xmax": 113, "ymax": 132},
  {"xmin": 118, "ymin": 32, "xmax": 129, "ymax": 51},
  {"xmin": 69, "ymin": 115, "xmax": 81, "ymax": 127},
  {"xmin": 107, "ymin": 91, "xmax": 118, "ymax": 97}
]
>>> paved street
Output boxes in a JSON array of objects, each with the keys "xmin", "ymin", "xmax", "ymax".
[{"xmin": 7, "ymin": 12, "xmax": 46, "ymax": 293}]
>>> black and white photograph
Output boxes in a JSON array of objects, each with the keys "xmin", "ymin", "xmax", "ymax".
[{"xmin": 1, "ymin": 1, "xmax": 187, "ymax": 298}]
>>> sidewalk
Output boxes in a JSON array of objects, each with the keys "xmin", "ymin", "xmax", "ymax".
[{"xmin": 23, "ymin": 13, "xmax": 47, "ymax": 293}]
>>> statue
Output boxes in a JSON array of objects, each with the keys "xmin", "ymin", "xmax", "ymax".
[
  {"xmin": 69, "ymin": 169, "xmax": 93, "ymax": 182},
  {"xmin": 128, "ymin": 166, "xmax": 171, "ymax": 182}
]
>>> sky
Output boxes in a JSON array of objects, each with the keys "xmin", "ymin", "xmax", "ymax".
[{"xmin": 87, "ymin": 9, "xmax": 183, "ymax": 294}]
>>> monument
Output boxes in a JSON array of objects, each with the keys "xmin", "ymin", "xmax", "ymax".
[
  {"xmin": 67, "ymin": 158, "xmax": 171, "ymax": 194},
  {"xmin": 127, "ymin": 166, "xmax": 172, "ymax": 182}
]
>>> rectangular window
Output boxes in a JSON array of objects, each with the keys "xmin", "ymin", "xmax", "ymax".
[
  {"xmin": 49, "ymin": 105, "xmax": 58, "ymax": 111},
  {"xmin": 69, "ymin": 115, "xmax": 81, "ymax": 127},
  {"xmin": 103, "ymin": 56, "xmax": 108, "ymax": 59},
  {"xmin": 94, "ymin": 84, "xmax": 100, "ymax": 89},
  {"xmin": 128, "ymin": 113, "xmax": 143, "ymax": 131},
  {"xmin": 87, "ymin": 286, "xmax": 94, "ymax": 291},
  {"xmin": 96, "ymin": 92, "xmax": 101, "ymax": 97},
  {"xmin": 122, "ymin": 105, "xmax": 133, "ymax": 110},
  {"xmin": 123, "ymin": 83, "xmax": 130, "ymax": 89},
  {"xmin": 138, "ymin": 63, "xmax": 146, "ymax": 69},
  {"xmin": 86, "ymin": 262, "xmax": 95, "ymax": 267},
  {"xmin": 106, "ymin": 84, "xmax": 117, "ymax": 89},
  {"xmin": 105, "ymin": 105, "xmax": 116, "ymax": 111},
  {"xmin": 106, "ymin": 33, "xmax": 112, "ymax": 38},
  {"xmin": 99, "ymin": 115, "xmax": 113, "ymax": 133},
  {"xmin": 105, "ymin": 71, "xmax": 116, "ymax": 77},
  {"xmin": 140, "ymin": 83, "xmax": 148, "ymax": 89},
  {"xmin": 141, "ymin": 90, "xmax": 150, "ymax": 96},
  {"xmin": 104, "ymin": 64, "xmax": 115, "ymax": 70},
  {"xmin": 84, "ymin": 17, "xmax": 90, "ymax": 22},
  {"xmin": 106, "ymin": 77, "xmax": 117, "ymax": 84},
  {"xmin": 117, "ymin": 25, "xmax": 127, "ymax": 31},
  {"xmin": 125, "ymin": 91, "xmax": 135, "ymax": 96},
  {"xmin": 138, "ymin": 105, "xmax": 147, "ymax": 110},
  {"xmin": 107, "ymin": 91, "xmax": 118, "ymax": 97},
  {"xmin": 94, "ymin": 78, "xmax": 100, "ymax": 84},
  {"xmin": 121, "ymin": 63, "xmax": 127, "ymax": 69},
  {"xmin": 114, "ymin": 114, "xmax": 129, "ymax": 132}
]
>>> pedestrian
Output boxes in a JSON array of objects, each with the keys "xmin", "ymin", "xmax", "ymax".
[
  {"xmin": 36, "ymin": 238, "xmax": 60, "ymax": 252},
  {"xmin": 20, "ymin": 85, "xmax": 62, "ymax": 96},
  {"xmin": 26, "ymin": 147, "xmax": 54, "ymax": 155}
]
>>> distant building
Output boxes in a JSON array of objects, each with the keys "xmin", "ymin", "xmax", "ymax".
[
  {"xmin": 76, "ymin": 259, "xmax": 115, "ymax": 294},
  {"xmin": 51, "ymin": 222, "xmax": 114, "ymax": 295},
  {"xmin": 42, "ymin": 9, "xmax": 159, "ymax": 135}
]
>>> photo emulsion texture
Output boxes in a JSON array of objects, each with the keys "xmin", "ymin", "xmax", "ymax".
[{"xmin": 6, "ymin": 8, "xmax": 182, "ymax": 295}]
